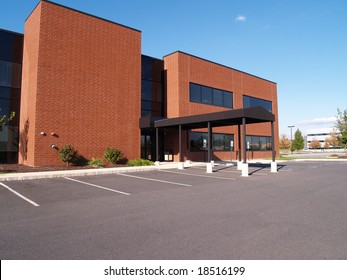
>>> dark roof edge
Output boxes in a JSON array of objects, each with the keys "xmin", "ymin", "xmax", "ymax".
[
  {"xmin": 0, "ymin": 28, "xmax": 24, "ymax": 36},
  {"xmin": 163, "ymin": 51, "xmax": 277, "ymax": 85},
  {"xmin": 25, "ymin": 0, "xmax": 141, "ymax": 33},
  {"xmin": 141, "ymin": 54, "xmax": 163, "ymax": 62}
]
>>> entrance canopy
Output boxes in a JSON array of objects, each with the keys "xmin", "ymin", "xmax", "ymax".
[
  {"xmin": 151, "ymin": 106, "xmax": 276, "ymax": 166},
  {"xmin": 154, "ymin": 106, "xmax": 274, "ymax": 129}
]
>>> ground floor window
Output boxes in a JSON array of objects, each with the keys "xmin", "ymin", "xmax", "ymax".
[
  {"xmin": 190, "ymin": 132, "xmax": 234, "ymax": 152},
  {"xmin": 246, "ymin": 135, "xmax": 272, "ymax": 151}
]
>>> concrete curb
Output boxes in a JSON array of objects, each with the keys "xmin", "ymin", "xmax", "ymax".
[
  {"xmin": 293, "ymin": 158, "xmax": 347, "ymax": 162},
  {"xmin": 0, "ymin": 163, "xmax": 178, "ymax": 181}
]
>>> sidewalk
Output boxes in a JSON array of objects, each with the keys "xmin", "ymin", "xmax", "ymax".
[{"xmin": 0, "ymin": 162, "xmax": 178, "ymax": 181}]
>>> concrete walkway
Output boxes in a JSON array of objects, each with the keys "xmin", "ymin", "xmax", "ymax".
[{"xmin": 0, "ymin": 162, "xmax": 179, "ymax": 181}]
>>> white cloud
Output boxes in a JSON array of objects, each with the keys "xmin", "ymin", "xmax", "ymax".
[
  {"xmin": 298, "ymin": 117, "xmax": 337, "ymax": 126},
  {"xmin": 235, "ymin": 15, "xmax": 246, "ymax": 22}
]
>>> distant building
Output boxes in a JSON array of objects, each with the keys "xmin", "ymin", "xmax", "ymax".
[{"xmin": 306, "ymin": 127, "xmax": 339, "ymax": 149}]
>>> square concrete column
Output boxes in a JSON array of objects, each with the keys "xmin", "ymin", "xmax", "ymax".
[
  {"xmin": 271, "ymin": 161, "xmax": 278, "ymax": 173},
  {"xmin": 241, "ymin": 163, "xmax": 249, "ymax": 177},
  {"xmin": 206, "ymin": 162, "xmax": 213, "ymax": 173}
]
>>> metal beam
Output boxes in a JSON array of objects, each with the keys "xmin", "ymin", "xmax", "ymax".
[
  {"xmin": 207, "ymin": 122, "xmax": 212, "ymax": 162},
  {"xmin": 179, "ymin": 125, "xmax": 183, "ymax": 162},
  {"xmin": 238, "ymin": 124, "xmax": 241, "ymax": 162},
  {"xmin": 156, "ymin": 127, "xmax": 159, "ymax": 161},
  {"xmin": 271, "ymin": 121, "xmax": 276, "ymax": 162},
  {"xmin": 242, "ymin": 117, "xmax": 247, "ymax": 163}
]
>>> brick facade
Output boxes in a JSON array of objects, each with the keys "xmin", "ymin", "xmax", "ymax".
[
  {"xmin": 14, "ymin": 1, "xmax": 278, "ymax": 166},
  {"xmin": 19, "ymin": 1, "xmax": 141, "ymax": 166},
  {"xmin": 164, "ymin": 52, "xmax": 279, "ymax": 161}
]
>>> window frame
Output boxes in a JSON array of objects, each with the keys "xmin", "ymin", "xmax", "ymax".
[{"xmin": 189, "ymin": 83, "xmax": 233, "ymax": 109}]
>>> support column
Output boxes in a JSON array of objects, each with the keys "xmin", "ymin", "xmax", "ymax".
[
  {"xmin": 237, "ymin": 124, "xmax": 242, "ymax": 170},
  {"xmin": 155, "ymin": 127, "xmax": 160, "ymax": 165},
  {"xmin": 178, "ymin": 125, "xmax": 184, "ymax": 169},
  {"xmin": 241, "ymin": 117, "xmax": 249, "ymax": 177},
  {"xmin": 206, "ymin": 122, "xmax": 213, "ymax": 173},
  {"xmin": 186, "ymin": 130, "xmax": 191, "ymax": 166},
  {"xmin": 271, "ymin": 121, "xmax": 278, "ymax": 173}
]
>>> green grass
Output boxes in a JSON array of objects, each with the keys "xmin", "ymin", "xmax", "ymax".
[{"xmin": 127, "ymin": 159, "xmax": 155, "ymax": 166}]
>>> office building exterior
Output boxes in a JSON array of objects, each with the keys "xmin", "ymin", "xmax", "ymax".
[
  {"xmin": 0, "ymin": 0, "xmax": 279, "ymax": 166},
  {"xmin": 0, "ymin": 29, "xmax": 23, "ymax": 163}
]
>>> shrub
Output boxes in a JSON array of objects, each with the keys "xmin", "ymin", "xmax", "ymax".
[
  {"xmin": 127, "ymin": 159, "xmax": 155, "ymax": 166},
  {"xmin": 59, "ymin": 144, "xmax": 78, "ymax": 166},
  {"xmin": 88, "ymin": 157, "xmax": 104, "ymax": 167},
  {"xmin": 103, "ymin": 147, "xmax": 123, "ymax": 164}
]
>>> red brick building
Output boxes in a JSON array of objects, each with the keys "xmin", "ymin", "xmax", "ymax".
[
  {"xmin": 19, "ymin": 0, "xmax": 141, "ymax": 166},
  {"xmin": 0, "ymin": 0, "xmax": 279, "ymax": 166}
]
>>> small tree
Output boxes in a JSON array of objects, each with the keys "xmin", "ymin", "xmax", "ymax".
[
  {"xmin": 336, "ymin": 108, "xmax": 347, "ymax": 147},
  {"xmin": 309, "ymin": 138, "xmax": 321, "ymax": 149},
  {"xmin": 325, "ymin": 129, "xmax": 339, "ymax": 149},
  {"xmin": 279, "ymin": 134, "xmax": 291, "ymax": 150},
  {"xmin": 291, "ymin": 129, "xmax": 304, "ymax": 152},
  {"xmin": 0, "ymin": 111, "xmax": 15, "ymax": 128}
]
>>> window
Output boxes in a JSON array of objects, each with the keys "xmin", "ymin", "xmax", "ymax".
[
  {"xmin": 243, "ymin": 95, "xmax": 272, "ymax": 112},
  {"xmin": 141, "ymin": 56, "xmax": 164, "ymax": 117},
  {"xmin": 189, "ymin": 83, "xmax": 201, "ymax": 103},
  {"xmin": 190, "ymin": 132, "xmax": 234, "ymax": 151},
  {"xmin": 189, "ymin": 83, "xmax": 233, "ymax": 109},
  {"xmin": 246, "ymin": 135, "xmax": 272, "ymax": 151},
  {"xmin": 213, "ymin": 89, "xmax": 223, "ymax": 107},
  {"xmin": 0, "ymin": 61, "xmax": 22, "ymax": 88}
]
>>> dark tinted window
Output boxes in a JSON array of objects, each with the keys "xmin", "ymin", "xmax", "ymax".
[
  {"xmin": 141, "ymin": 55, "xmax": 164, "ymax": 117},
  {"xmin": 246, "ymin": 135, "xmax": 272, "ymax": 151},
  {"xmin": 213, "ymin": 89, "xmax": 223, "ymax": 107},
  {"xmin": 0, "ymin": 30, "xmax": 23, "ymax": 63},
  {"xmin": 243, "ymin": 95, "xmax": 272, "ymax": 112},
  {"xmin": 0, "ymin": 61, "xmax": 22, "ymax": 88},
  {"xmin": 223, "ymin": 91, "xmax": 232, "ymax": 108},
  {"xmin": 201, "ymin": 86, "xmax": 213, "ymax": 105},
  {"xmin": 190, "ymin": 132, "xmax": 234, "ymax": 151},
  {"xmin": 189, "ymin": 83, "xmax": 233, "ymax": 109},
  {"xmin": 190, "ymin": 83, "xmax": 201, "ymax": 103}
]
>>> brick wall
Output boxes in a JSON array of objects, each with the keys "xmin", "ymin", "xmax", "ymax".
[
  {"xmin": 164, "ymin": 51, "xmax": 279, "ymax": 161},
  {"xmin": 19, "ymin": 1, "xmax": 141, "ymax": 166}
]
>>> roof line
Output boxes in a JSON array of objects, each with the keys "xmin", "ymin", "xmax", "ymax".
[
  {"xmin": 163, "ymin": 51, "xmax": 276, "ymax": 84},
  {"xmin": 0, "ymin": 28, "xmax": 24, "ymax": 36},
  {"xmin": 26, "ymin": 0, "xmax": 141, "ymax": 33}
]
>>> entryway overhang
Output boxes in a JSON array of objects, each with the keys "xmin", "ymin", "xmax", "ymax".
[{"xmin": 152, "ymin": 106, "xmax": 277, "ymax": 176}]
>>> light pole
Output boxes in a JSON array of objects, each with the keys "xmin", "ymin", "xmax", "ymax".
[{"xmin": 288, "ymin": 125, "xmax": 295, "ymax": 152}]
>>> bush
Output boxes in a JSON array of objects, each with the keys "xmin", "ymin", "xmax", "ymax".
[
  {"xmin": 127, "ymin": 159, "xmax": 155, "ymax": 166},
  {"xmin": 88, "ymin": 157, "xmax": 104, "ymax": 167},
  {"xmin": 59, "ymin": 144, "xmax": 78, "ymax": 166},
  {"xmin": 103, "ymin": 147, "xmax": 123, "ymax": 164}
]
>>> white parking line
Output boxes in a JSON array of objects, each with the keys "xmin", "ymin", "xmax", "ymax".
[
  {"xmin": 0, "ymin": 182, "xmax": 40, "ymax": 207},
  {"xmin": 159, "ymin": 170, "xmax": 236, "ymax": 180},
  {"xmin": 191, "ymin": 166, "xmax": 269, "ymax": 176},
  {"xmin": 64, "ymin": 177, "xmax": 130, "ymax": 195},
  {"xmin": 119, "ymin": 173, "xmax": 192, "ymax": 187}
]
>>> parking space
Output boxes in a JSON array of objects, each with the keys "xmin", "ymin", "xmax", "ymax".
[
  {"xmin": 0, "ymin": 164, "xmax": 257, "ymax": 209},
  {"xmin": 2, "ymin": 161, "xmax": 347, "ymax": 210},
  {"xmin": 0, "ymin": 162, "xmax": 296, "ymax": 209},
  {"xmin": 0, "ymin": 161, "xmax": 328, "ymax": 209},
  {"xmin": 1, "ymin": 160, "xmax": 347, "ymax": 259}
]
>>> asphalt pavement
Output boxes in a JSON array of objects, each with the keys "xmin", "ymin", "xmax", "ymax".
[{"xmin": 1, "ymin": 161, "xmax": 347, "ymax": 259}]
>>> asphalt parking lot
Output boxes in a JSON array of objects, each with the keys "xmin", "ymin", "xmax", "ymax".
[{"xmin": 1, "ymin": 161, "xmax": 347, "ymax": 260}]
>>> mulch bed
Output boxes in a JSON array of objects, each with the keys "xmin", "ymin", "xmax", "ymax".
[{"xmin": 0, "ymin": 163, "xmax": 126, "ymax": 174}]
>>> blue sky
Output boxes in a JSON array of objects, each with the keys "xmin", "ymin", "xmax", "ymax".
[{"xmin": 1, "ymin": 0, "xmax": 346, "ymax": 136}]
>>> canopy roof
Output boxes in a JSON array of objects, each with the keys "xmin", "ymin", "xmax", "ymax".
[{"xmin": 153, "ymin": 106, "xmax": 275, "ymax": 129}]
